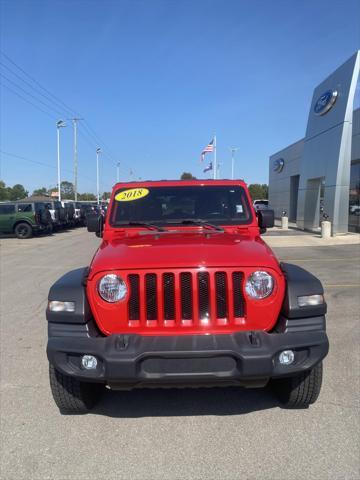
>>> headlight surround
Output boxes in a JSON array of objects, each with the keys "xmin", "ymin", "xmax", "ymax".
[
  {"xmin": 245, "ymin": 271, "xmax": 274, "ymax": 299},
  {"xmin": 98, "ymin": 274, "xmax": 127, "ymax": 303}
]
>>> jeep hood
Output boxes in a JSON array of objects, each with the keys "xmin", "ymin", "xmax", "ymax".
[{"xmin": 89, "ymin": 232, "xmax": 280, "ymax": 276}]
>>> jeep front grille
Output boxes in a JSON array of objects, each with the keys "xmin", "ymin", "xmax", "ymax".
[{"xmin": 127, "ymin": 269, "xmax": 245, "ymax": 327}]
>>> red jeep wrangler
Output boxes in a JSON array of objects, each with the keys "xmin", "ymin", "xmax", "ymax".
[{"xmin": 47, "ymin": 180, "xmax": 328, "ymax": 413}]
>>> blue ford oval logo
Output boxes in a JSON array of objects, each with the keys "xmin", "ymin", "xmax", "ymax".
[
  {"xmin": 273, "ymin": 158, "xmax": 284, "ymax": 173},
  {"xmin": 314, "ymin": 89, "xmax": 338, "ymax": 116}
]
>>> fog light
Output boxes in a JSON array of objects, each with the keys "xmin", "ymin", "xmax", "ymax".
[
  {"xmin": 81, "ymin": 355, "xmax": 98, "ymax": 370},
  {"xmin": 279, "ymin": 350, "xmax": 295, "ymax": 366}
]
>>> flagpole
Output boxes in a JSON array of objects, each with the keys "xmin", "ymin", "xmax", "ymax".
[{"xmin": 213, "ymin": 134, "xmax": 217, "ymax": 180}]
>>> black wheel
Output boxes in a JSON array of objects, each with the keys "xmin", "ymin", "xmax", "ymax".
[
  {"xmin": 272, "ymin": 362, "xmax": 323, "ymax": 408},
  {"xmin": 14, "ymin": 222, "xmax": 32, "ymax": 239},
  {"xmin": 49, "ymin": 364, "xmax": 103, "ymax": 414}
]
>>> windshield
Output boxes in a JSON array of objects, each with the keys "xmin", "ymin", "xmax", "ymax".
[{"xmin": 110, "ymin": 185, "xmax": 252, "ymax": 226}]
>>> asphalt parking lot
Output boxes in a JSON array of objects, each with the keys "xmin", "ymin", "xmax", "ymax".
[{"xmin": 0, "ymin": 229, "xmax": 359, "ymax": 480}]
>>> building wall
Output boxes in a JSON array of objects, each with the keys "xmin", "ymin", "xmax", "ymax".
[
  {"xmin": 269, "ymin": 107, "xmax": 360, "ymax": 220},
  {"xmin": 269, "ymin": 140, "xmax": 303, "ymax": 219}
]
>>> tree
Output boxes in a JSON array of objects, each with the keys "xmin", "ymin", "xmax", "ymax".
[
  {"xmin": 61, "ymin": 181, "xmax": 75, "ymax": 199},
  {"xmin": 32, "ymin": 187, "xmax": 49, "ymax": 197},
  {"xmin": 102, "ymin": 192, "xmax": 111, "ymax": 200},
  {"xmin": 78, "ymin": 193, "xmax": 96, "ymax": 201},
  {"xmin": 0, "ymin": 180, "xmax": 8, "ymax": 201},
  {"xmin": 180, "ymin": 172, "xmax": 196, "ymax": 180},
  {"xmin": 7, "ymin": 184, "xmax": 28, "ymax": 201},
  {"xmin": 248, "ymin": 184, "xmax": 268, "ymax": 201}
]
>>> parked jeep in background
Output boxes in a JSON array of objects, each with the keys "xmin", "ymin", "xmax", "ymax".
[
  {"xmin": 46, "ymin": 180, "xmax": 328, "ymax": 414},
  {"xmin": 253, "ymin": 199, "xmax": 269, "ymax": 211},
  {"xmin": 0, "ymin": 200, "xmax": 51, "ymax": 238},
  {"xmin": 21, "ymin": 196, "xmax": 68, "ymax": 230}
]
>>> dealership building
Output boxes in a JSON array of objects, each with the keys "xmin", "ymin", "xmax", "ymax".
[{"xmin": 269, "ymin": 51, "xmax": 360, "ymax": 233}]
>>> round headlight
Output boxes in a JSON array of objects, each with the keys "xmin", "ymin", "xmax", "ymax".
[
  {"xmin": 245, "ymin": 271, "xmax": 274, "ymax": 299},
  {"xmin": 98, "ymin": 274, "xmax": 127, "ymax": 303}
]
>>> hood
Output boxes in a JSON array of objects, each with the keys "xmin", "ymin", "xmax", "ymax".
[{"xmin": 89, "ymin": 231, "xmax": 280, "ymax": 276}]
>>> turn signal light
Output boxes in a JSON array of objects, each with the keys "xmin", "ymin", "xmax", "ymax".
[
  {"xmin": 297, "ymin": 294, "xmax": 324, "ymax": 307},
  {"xmin": 48, "ymin": 301, "xmax": 75, "ymax": 312}
]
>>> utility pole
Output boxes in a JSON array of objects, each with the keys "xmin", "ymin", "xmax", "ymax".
[
  {"xmin": 229, "ymin": 147, "xmax": 239, "ymax": 180},
  {"xmin": 56, "ymin": 120, "xmax": 66, "ymax": 201},
  {"xmin": 117, "ymin": 162, "xmax": 120, "ymax": 183},
  {"xmin": 72, "ymin": 118, "xmax": 82, "ymax": 201},
  {"xmin": 96, "ymin": 148, "xmax": 101, "ymax": 205}
]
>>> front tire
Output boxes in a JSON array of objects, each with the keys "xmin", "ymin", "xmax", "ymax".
[
  {"xmin": 14, "ymin": 222, "xmax": 32, "ymax": 239},
  {"xmin": 49, "ymin": 364, "xmax": 103, "ymax": 414},
  {"xmin": 272, "ymin": 362, "xmax": 323, "ymax": 408}
]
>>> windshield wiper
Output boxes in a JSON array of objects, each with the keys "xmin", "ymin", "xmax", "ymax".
[
  {"xmin": 165, "ymin": 219, "xmax": 224, "ymax": 232},
  {"xmin": 121, "ymin": 222, "xmax": 166, "ymax": 232}
]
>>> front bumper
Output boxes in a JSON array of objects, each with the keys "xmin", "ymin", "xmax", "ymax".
[{"xmin": 47, "ymin": 327, "xmax": 329, "ymax": 389}]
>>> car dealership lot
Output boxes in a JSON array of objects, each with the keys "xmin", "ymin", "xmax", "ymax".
[{"xmin": 0, "ymin": 229, "xmax": 359, "ymax": 480}]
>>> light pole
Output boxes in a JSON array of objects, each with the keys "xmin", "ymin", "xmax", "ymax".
[
  {"xmin": 116, "ymin": 162, "xmax": 120, "ymax": 183},
  {"xmin": 96, "ymin": 148, "xmax": 101, "ymax": 205},
  {"xmin": 229, "ymin": 147, "xmax": 239, "ymax": 180},
  {"xmin": 71, "ymin": 118, "xmax": 82, "ymax": 201},
  {"xmin": 56, "ymin": 120, "xmax": 66, "ymax": 201}
]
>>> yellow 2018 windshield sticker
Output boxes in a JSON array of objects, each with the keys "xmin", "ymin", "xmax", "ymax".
[{"xmin": 115, "ymin": 188, "xmax": 149, "ymax": 202}]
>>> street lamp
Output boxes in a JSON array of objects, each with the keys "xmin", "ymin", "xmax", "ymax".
[
  {"xmin": 96, "ymin": 148, "xmax": 101, "ymax": 205},
  {"xmin": 56, "ymin": 120, "xmax": 66, "ymax": 201},
  {"xmin": 228, "ymin": 147, "xmax": 239, "ymax": 180}
]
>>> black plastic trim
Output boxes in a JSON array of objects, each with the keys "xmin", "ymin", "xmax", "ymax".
[
  {"xmin": 47, "ymin": 330, "xmax": 329, "ymax": 387},
  {"xmin": 280, "ymin": 263, "xmax": 327, "ymax": 319},
  {"xmin": 46, "ymin": 268, "xmax": 91, "ymax": 324},
  {"xmin": 275, "ymin": 315, "xmax": 326, "ymax": 333}
]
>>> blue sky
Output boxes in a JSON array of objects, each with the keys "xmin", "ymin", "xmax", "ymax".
[{"xmin": 1, "ymin": 0, "xmax": 359, "ymax": 195}]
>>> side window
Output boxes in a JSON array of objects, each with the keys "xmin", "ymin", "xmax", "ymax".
[
  {"xmin": 0, "ymin": 204, "xmax": 16, "ymax": 214},
  {"xmin": 17, "ymin": 203, "xmax": 33, "ymax": 213},
  {"xmin": 35, "ymin": 203, "xmax": 45, "ymax": 212}
]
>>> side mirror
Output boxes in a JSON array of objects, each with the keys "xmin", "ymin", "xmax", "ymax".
[
  {"xmin": 86, "ymin": 213, "xmax": 103, "ymax": 237},
  {"xmin": 257, "ymin": 209, "xmax": 274, "ymax": 233}
]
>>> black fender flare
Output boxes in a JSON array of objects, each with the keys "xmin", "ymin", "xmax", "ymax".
[
  {"xmin": 47, "ymin": 267, "xmax": 91, "ymax": 324},
  {"xmin": 280, "ymin": 263, "xmax": 327, "ymax": 319}
]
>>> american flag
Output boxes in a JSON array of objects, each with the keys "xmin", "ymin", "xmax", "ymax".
[
  {"xmin": 203, "ymin": 162, "xmax": 213, "ymax": 173},
  {"xmin": 201, "ymin": 139, "xmax": 214, "ymax": 161}
]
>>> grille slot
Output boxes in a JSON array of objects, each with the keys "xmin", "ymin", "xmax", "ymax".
[
  {"xmin": 128, "ymin": 274, "xmax": 140, "ymax": 320},
  {"xmin": 163, "ymin": 273, "xmax": 175, "ymax": 320},
  {"xmin": 145, "ymin": 273, "xmax": 157, "ymax": 320},
  {"xmin": 198, "ymin": 271, "xmax": 210, "ymax": 320},
  {"xmin": 127, "ymin": 270, "xmax": 245, "ymax": 326},
  {"xmin": 180, "ymin": 272, "xmax": 193, "ymax": 319},
  {"xmin": 232, "ymin": 272, "xmax": 245, "ymax": 317},
  {"xmin": 215, "ymin": 272, "xmax": 227, "ymax": 318}
]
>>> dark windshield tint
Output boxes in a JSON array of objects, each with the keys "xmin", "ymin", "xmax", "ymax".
[{"xmin": 110, "ymin": 186, "xmax": 252, "ymax": 226}]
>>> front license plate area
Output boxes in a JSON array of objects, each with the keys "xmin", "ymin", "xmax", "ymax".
[{"xmin": 141, "ymin": 356, "xmax": 236, "ymax": 377}]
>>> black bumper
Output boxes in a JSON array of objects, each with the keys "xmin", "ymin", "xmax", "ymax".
[{"xmin": 47, "ymin": 326, "xmax": 329, "ymax": 389}]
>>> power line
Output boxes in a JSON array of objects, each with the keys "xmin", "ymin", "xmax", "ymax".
[
  {"xmin": 0, "ymin": 61, "xmax": 72, "ymax": 117},
  {"xmin": 0, "ymin": 150, "xmax": 97, "ymax": 184},
  {"xmin": 1, "ymin": 72, "xmax": 65, "ymax": 116},
  {"xmin": 1, "ymin": 51, "xmax": 140, "ymax": 182},
  {"xmin": 0, "ymin": 50, "xmax": 79, "ymax": 118},
  {"xmin": 0, "ymin": 84, "xmax": 57, "ymax": 119}
]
